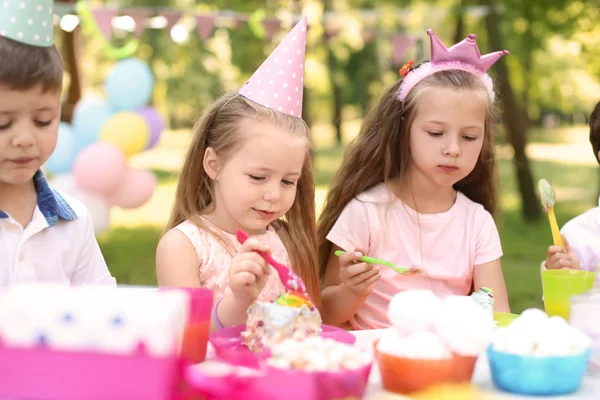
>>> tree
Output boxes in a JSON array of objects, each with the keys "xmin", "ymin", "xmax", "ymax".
[
  {"xmin": 59, "ymin": 0, "xmax": 83, "ymax": 123},
  {"xmin": 480, "ymin": 0, "xmax": 541, "ymax": 220},
  {"xmin": 324, "ymin": 0, "xmax": 345, "ymax": 146}
]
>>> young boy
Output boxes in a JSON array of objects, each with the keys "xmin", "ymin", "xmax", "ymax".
[
  {"xmin": 0, "ymin": 1, "xmax": 115, "ymax": 287},
  {"xmin": 544, "ymin": 100, "xmax": 600, "ymax": 276}
]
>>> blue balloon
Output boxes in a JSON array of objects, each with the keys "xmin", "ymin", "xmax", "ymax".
[
  {"xmin": 104, "ymin": 58, "xmax": 154, "ymax": 111},
  {"xmin": 72, "ymin": 96, "xmax": 113, "ymax": 152},
  {"xmin": 45, "ymin": 123, "xmax": 76, "ymax": 174}
]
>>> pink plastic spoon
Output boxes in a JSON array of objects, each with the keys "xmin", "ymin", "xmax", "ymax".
[{"xmin": 236, "ymin": 230, "xmax": 307, "ymax": 293}]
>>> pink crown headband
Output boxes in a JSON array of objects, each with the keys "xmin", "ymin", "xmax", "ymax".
[{"xmin": 397, "ymin": 29, "xmax": 509, "ymax": 103}]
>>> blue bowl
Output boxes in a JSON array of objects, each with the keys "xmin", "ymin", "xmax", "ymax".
[{"xmin": 487, "ymin": 346, "xmax": 591, "ymax": 396}]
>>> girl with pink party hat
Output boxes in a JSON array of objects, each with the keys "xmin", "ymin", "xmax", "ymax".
[
  {"xmin": 156, "ymin": 17, "xmax": 321, "ymax": 329},
  {"xmin": 318, "ymin": 29, "xmax": 511, "ymax": 329}
]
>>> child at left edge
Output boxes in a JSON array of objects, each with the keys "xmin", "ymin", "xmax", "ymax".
[{"xmin": 0, "ymin": 0, "xmax": 116, "ymax": 287}]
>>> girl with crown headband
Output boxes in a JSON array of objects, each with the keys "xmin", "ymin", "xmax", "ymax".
[
  {"xmin": 317, "ymin": 29, "xmax": 511, "ymax": 329},
  {"xmin": 156, "ymin": 17, "xmax": 321, "ymax": 329}
]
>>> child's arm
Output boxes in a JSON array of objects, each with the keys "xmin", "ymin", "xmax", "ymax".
[
  {"xmin": 321, "ymin": 245, "xmax": 380, "ymax": 326},
  {"xmin": 156, "ymin": 229, "xmax": 202, "ymax": 287},
  {"xmin": 71, "ymin": 210, "xmax": 116, "ymax": 286},
  {"xmin": 473, "ymin": 258, "xmax": 510, "ymax": 312},
  {"xmin": 473, "ymin": 209, "xmax": 509, "ymax": 312},
  {"xmin": 157, "ymin": 231, "xmax": 272, "ymax": 329}
]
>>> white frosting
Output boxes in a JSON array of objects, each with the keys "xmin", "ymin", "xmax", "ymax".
[
  {"xmin": 268, "ymin": 336, "xmax": 372, "ymax": 371},
  {"xmin": 378, "ymin": 329, "xmax": 452, "ymax": 359},
  {"xmin": 434, "ymin": 295, "xmax": 495, "ymax": 356},
  {"xmin": 491, "ymin": 308, "xmax": 592, "ymax": 356},
  {"xmin": 381, "ymin": 290, "xmax": 494, "ymax": 359},
  {"xmin": 387, "ymin": 290, "xmax": 442, "ymax": 334}
]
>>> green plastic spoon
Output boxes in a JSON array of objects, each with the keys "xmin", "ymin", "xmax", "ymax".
[{"xmin": 334, "ymin": 251, "xmax": 422, "ymax": 276}]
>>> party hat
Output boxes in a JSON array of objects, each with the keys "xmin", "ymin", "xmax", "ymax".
[
  {"xmin": 0, "ymin": 0, "xmax": 54, "ymax": 47},
  {"xmin": 239, "ymin": 17, "xmax": 307, "ymax": 118}
]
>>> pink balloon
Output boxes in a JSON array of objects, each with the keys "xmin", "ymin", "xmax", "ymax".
[
  {"xmin": 103, "ymin": 168, "xmax": 157, "ymax": 209},
  {"xmin": 73, "ymin": 143, "xmax": 127, "ymax": 194}
]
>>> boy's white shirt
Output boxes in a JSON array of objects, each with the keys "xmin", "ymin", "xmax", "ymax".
[
  {"xmin": 540, "ymin": 198, "xmax": 600, "ymax": 277},
  {"xmin": 0, "ymin": 190, "xmax": 116, "ymax": 288}
]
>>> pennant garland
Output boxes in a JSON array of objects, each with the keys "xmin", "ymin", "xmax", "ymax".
[{"xmin": 52, "ymin": 0, "xmax": 421, "ymax": 56}]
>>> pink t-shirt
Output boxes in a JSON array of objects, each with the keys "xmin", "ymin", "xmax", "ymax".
[
  {"xmin": 326, "ymin": 183, "xmax": 503, "ymax": 330},
  {"xmin": 175, "ymin": 219, "xmax": 286, "ymax": 301}
]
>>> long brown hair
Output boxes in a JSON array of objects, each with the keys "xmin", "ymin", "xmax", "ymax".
[
  {"xmin": 167, "ymin": 93, "xmax": 321, "ymax": 307},
  {"xmin": 590, "ymin": 100, "xmax": 600, "ymax": 164},
  {"xmin": 317, "ymin": 69, "xmax": 499, "ymax": 279}
]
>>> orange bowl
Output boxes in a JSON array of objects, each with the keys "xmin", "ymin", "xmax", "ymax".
[{"xmin": 374, "ymin": 340, "xmax": 477, "ymax": 394}]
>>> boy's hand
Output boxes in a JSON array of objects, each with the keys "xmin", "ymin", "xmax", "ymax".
[{"xmin": 545, "ymin": 235, "xmax": 581, "ymax": 270}]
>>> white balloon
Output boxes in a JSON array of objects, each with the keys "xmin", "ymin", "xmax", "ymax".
[{"xmin": 49, "ymin": 174, "xmax": 111, "ymax": 234}]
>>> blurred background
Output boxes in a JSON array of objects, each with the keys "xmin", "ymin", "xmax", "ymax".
[{"xmin": 47, "ymin": 0, "xmax": 600, "ymax": 313}]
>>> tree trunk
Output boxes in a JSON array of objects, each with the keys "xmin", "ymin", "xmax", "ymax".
[
  {"xmin": 293, "ymin": 0, "xmax": 314, "ymax": 158},
  {"xmin": 358, "ymin": 39, "xmax": 377, "ymax": 114},
  {"xmin": 60, "ymin": 1, "xmax": 83, "ymax": 123},
  {"xmin": 324, "ymin": 0, "xmax": 343, "ymax": 146},
  {"xmin": 452, "ymin": 0, "xmax": 465, "ymax": 44},
  {"xmin": 481, "ymin": 0, "xmax": 541, "ymax": 220},
  {"xmin": 327, "ymin": 51, "xmax": 344, "ymax": 146},
  {"xmin": 519, "ymin": 1, "xmax": 533, "ymax": 130}
]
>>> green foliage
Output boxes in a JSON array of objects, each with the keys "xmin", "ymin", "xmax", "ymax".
[{"xmin": 77, "ymin": 0, "xmax": 600, "ymax": 128}]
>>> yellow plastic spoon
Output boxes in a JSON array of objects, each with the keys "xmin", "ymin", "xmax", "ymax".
[{"xmin": 538, "ymin": 179, "xmax": 565, "ymax": 247}]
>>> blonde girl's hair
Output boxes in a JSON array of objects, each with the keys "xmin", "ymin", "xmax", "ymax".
[{"xmin": 166, "ymin": 93, "xmax": 321, "ymax": 307}]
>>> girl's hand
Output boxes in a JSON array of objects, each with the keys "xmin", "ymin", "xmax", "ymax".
[
  {"xmin": 545, "ymin": 235, "xmax": 581, "ymax": 270},
  {"xmin": 338, "ymin": 249, "xmax": 380, "ymax": 298},
  {"xmin": 228, "ymin": 238, "xmax": 272, "ymax": 304}
]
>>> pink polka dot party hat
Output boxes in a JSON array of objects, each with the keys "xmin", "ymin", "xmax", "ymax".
[{"xmin": 239, "ymin": 16, "xmax": 307, "ymax": 118}]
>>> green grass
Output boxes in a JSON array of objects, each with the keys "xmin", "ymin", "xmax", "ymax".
[
  {"xmin": 98, "ymin": 226, "xmax": 161, "ymax": 286},
  {"xmin": 149, "ymin": 168, "xmax": 179, "ymax": 184},
  {"xmin": 495, "ymin": 124, "xmax": 591, "ymax": 145},
  {"xmin": 99, "ymin": 124, "xmax": 599, "ymax": 315}
]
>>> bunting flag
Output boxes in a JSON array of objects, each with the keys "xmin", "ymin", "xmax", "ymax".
[
  {"xmin": 391, "ymin": 33, "xmax": 416, "ymax": 66},
  {"xmin": 55, "ymin": 2, "xmax": 429, "ymax": 51},
  {"xmin": 91, "ymin": 8, "xmax": 117, "ymax": 41},
  {"xmin": 126, "ymin": 8, "xmax": 151, "ymax": 37},
  {"xmin": 194, "ymin": 14, "xmax": 216, "ymax": 41},
  {"xmin": 362, "ymin": 29, "xmax": 376, "ymax": 43},
  {"xmin": 161, "ymin": 10, "xmax": 182, "ymax": 31},
  {"xmin": 262, "ymin": 17, "xmax": 280, "ymax": 41},
  {"xmin": 324, "ymin": 25, "xmax": 341, "ymax": 41},
  {"xmin": 233, "ymin": 14, "xmax": 248, "ymax": 29}
]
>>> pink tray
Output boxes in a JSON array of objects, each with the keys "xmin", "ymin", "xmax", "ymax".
[
  {"xmin": 0, "ymin": 340, "xmax": 184, "ymax": 400},
  {"xmin": 209, "ymin": 324, "xmax": 356, "ymax": 368},
  {"xmin": 265, "ymin": 363, "xmax": 372, "ymax": 400},
  {"xmin": 185, "ymin": 362, "xmax": 372, "ymax": 400}
]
